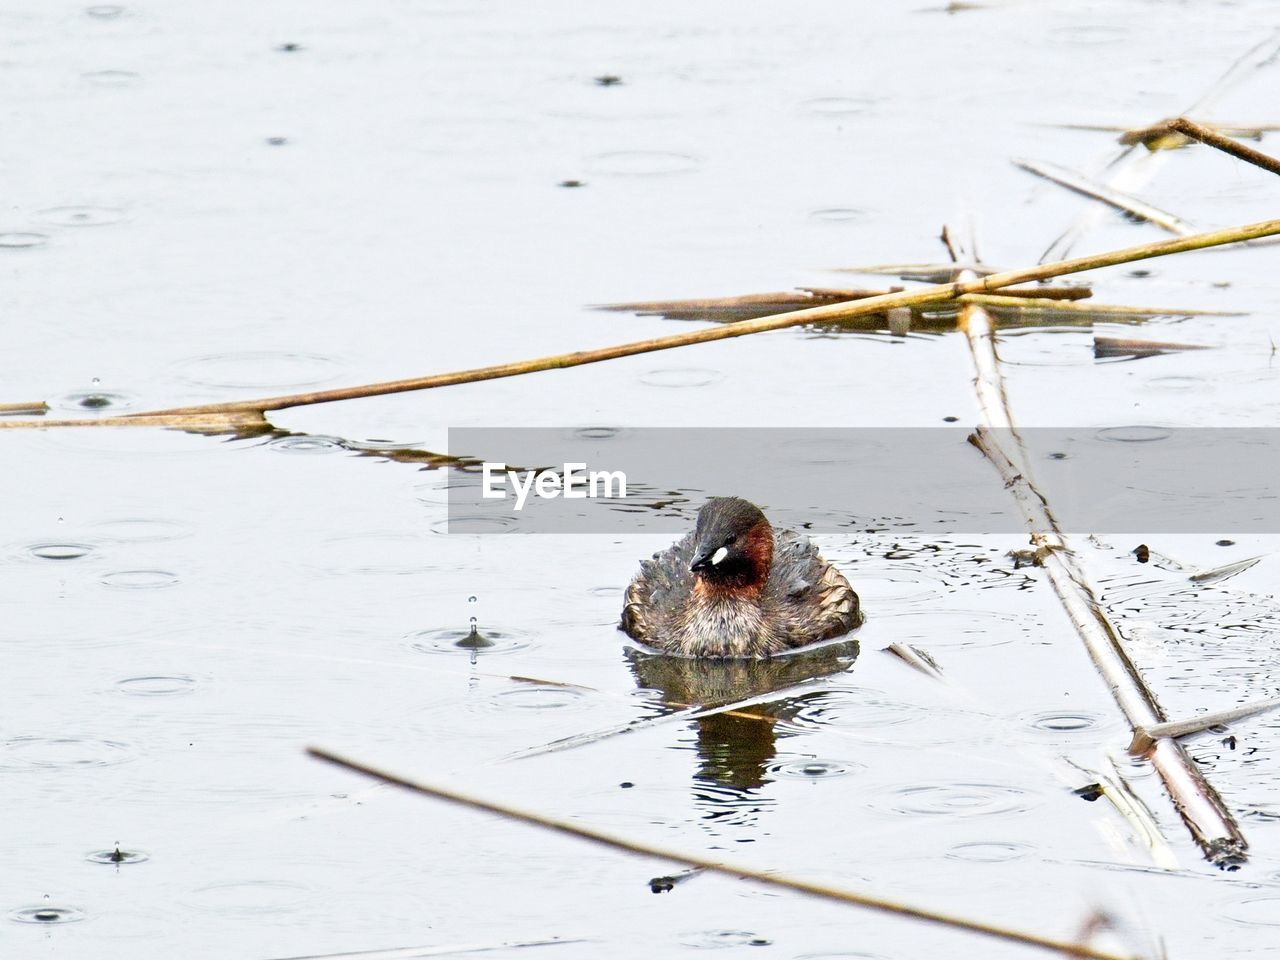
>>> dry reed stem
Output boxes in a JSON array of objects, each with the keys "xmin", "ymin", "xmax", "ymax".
[
  {"xmin": 1166, "ymin": 117, "xmax": 1280, "ymax": 177},
  {"xmin": 14, "ymin": 217, "xmax": 1265, "ymax": 426},
  {"xmin": 0, "ymin": 401, "xmax": 48, "ymax": 415},
  {"xmin": 956, "ymin": 270, "xmax": 1246, "ymax": 866},
  {"xmin": 1013, "ymin": 159, "xmax": 1198, "ymax": 235},
  {"xmin": 884, "ymin": 642, "xmax": 946, "ymax": 680},
  {"xmin": 0, "ymin": 411, "xmax": 269, "ymax": 431},
  {"xmin": 1130, "ymin": 696, "xmax": 1280, "ymax": 753},
  {"xmin": 833, "ymin": 261, "xmax": 999, "ymax": 280},
  {"xmin": 968, "ymin": 426, "xmax": 1247, "ymax": 868},
  {"xmin": 1100, "ymin": 757, "xmax": 1180, "ymax": 870},
  {"xmin": 0, "ymin": 220, "xmax": 1274, "ymax": 431},
  {"xmin": 1043, "ymin": 122, "xmax": 1280, "ymax": 140},
  {"xmin": 958, "ymin": 294, "xmax": 1237, "ymax": 317},
  {"xmin": 1040, "ymin": 31, "xmax": 1280, "ymax": 261},
  {"xmin": 307, "ymin": 746, "xmax": 1142, "ymax": 960}
]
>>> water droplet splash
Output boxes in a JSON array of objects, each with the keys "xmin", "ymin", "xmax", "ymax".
[
  {"xmin": 267, "ymin": 435, "xmax": 346, "ymax": 455},
  {"xmin": 767, "ymin": 759, "xmax": 860, "ymax": 780},
  {"xmin": 406, "ymin": 626, "xmax": 533, "ymax": 656},
  {"xmin": 87, "ymin": 844, "xmax": 148, "ymax": 864},
  {"xmin": 679, "ymin": 929, "xmax": 772, "ymax": 949},
  {"xmin": 25, "ymin": 542, "xmax": 95, "ymax": 562},
  {"xmin": 36, "ymin": 205, "xmax": 127, "ymax": 227},
  {"xmin": 10, "ymin": 898, "xmax": 85, "ymax": 924}
]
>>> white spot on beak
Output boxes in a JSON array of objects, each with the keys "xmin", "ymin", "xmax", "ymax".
[{"xmin": 711, "ymin": 546, "xmax": 729, "ymax": 566}]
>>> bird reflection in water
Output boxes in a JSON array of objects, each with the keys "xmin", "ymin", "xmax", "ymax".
[{"xmin": 626, "ymin": 640, "xmax": 859, "ymax": 829}]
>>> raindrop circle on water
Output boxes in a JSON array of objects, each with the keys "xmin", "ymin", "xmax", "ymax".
[
  {"xmin": 870, "ymin": 608, "xmax": 1023, "ymax": 649},
  {"xmin": 87, "ymin": 847, "xmax": 148, "ymax": 864},
  {"xmin": 10, "ymin": 904, "xmax": 86, "ymax": 924},
  {"xmin": 587, "ymin": 151, "xmax": 700, "ymax": 175},
  {"xmin": 838, "ymin": 574, "xmax": 943, "ymax": 605},
  {"xmin": 1051, "ymin": 23, "xmax": 1129, "ymax": 46},
  {"xmin": 488, "ymin": 686, "xmax": 586, "ymax": 710},
  {"xmin": 1145, "ymin": 375, "xmax": 1210, "ymax": 393},
  {"xmin": 573, "ymin": 425, "xmax": 623, "ymax": 440},
  {"xmin": 315, "ymin": 532, "xmax": 431, "ymax": 576},
  {"xmin": 788, "ymin": 688, "xmax": 924, "ymax": 730},
  {"xmin": 638, "ymin": 368, "xmax": 724, "ymax": 388},
  {"xmin": 25, "ymin": 542, "xmax": 95, "ymax": 562},
  {"xmin": 1026, "ymin": 711, "xmax": 1101, "ymax": 734},
  {"xmin": 93, "ymin": 518, "xmax": 194, "ymax": 543},
  {"xmin": 1219, "ymin": 896, "xmax": 1280, "ymax": 926},
  {"xmin": 1096, "ymin": 425, "xmax": 1172, "ymax": 443},
  {"xmin": 946, "ymin": 840, "xmax": 1036, "ymax": 863},
  {"xmin": 679, "ymin": 930, "xmax": 772, "ymax": 949},
  {"xmin": 810, "ymin": 208, "xmax": 863, "ymax": 222},
  {"xmin": 406, "ymin": 626, "xmax": 533, "ymax": 656},
  {"xmin": 802, "ymin": 96, "xmax": 877, "ymax": 115},
  {"xmin": 181, "ymin": 880, "xmax": 310, "ymax": 914},
  {"xmin": 100, "ymin": 569, "xmax": 179, "ymax": 589},
  {"xmin": 767, "ymin": 759, "xmax": 860, "ymax": 780},
  {"xmin": 886, "ymin": 783, "xmax": 1039, "ymax": 818},
  {"xmin": 35, "ymin": 205, "xmax": 127, "ymax": 227},
  {"xmin": 1, "ymin": 737, "xmax": 133, "ymax": 769},
  {"xmin": 0, "ymin": 232, "xmax": 49, "ymax": 249},
  {"xmin": 58, "ymin": 390, "xmax": 136, "ymax": 412},
  {"xmin": 172, "ymin": 351, "xmax": 341, "ymax": 389},
  {"xmin": 267, "ymin": 435, "xmax": 346, "ymax": 455},
  {"xmin": 116, "ymin": 675, "xmax": 197, "ymax": 696},
  {"xmin": 429, "ymin": 515, "xmax": 518, "ymax": 534},
  {"xmin": 412, "ymin": 476, "xmax": 472, "ymax": 505},
  {"xmin": 82, "ymin": 70, "xmax": 141, "ymax": 87}
]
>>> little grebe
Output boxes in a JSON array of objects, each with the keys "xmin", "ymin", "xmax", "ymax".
[{"xmin": 620, "ymin": 497, "xmax": 862, "ymax": 658}]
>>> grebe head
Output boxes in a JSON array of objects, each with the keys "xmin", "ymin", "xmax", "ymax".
[{"xmin": 690, "ymin": 497, "xmax": 775, "ymax": 593}]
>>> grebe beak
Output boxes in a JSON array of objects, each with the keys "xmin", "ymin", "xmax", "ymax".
[{"xmin": 690, "ymin": 545, "xmax": 728, "ymax": 573}]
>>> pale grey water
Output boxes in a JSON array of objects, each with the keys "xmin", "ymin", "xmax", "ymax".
[{"xmin": 4, "ymin": 2, "xmax": 1280, "ymax": 958}]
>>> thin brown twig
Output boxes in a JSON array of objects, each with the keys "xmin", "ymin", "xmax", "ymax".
[
  {"xmin": 1166, "ymin": 117, "xmax": 1280, "ymax": 176},
  {"xmin": 307, "ymin": 746, "xmax": 1142, "ymax": 960}
]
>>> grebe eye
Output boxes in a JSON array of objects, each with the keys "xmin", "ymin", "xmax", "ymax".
[{"xmin": 726, "ymin": 534, "xmax": 738, "ymax": 545}]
